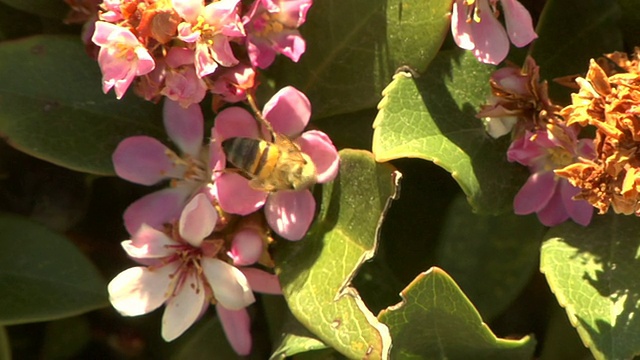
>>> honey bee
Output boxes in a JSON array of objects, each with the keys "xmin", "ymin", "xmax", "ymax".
[{"xmin": 222, "ymin": 133, "xmax": 317, "ymax": 192}]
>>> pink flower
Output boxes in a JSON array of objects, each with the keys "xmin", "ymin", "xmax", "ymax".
[
  {"xmin": 172, "ymin": 0, "xmax": 245, "ymax": 77},
  {"xmin": 92, "ymin": 21, "xmax": 156, "ymax": 99},
  {"xmin": 507, "ymin": 125, "xmax": 595, "ymax": 226},
  {"xmin": 161, "ymin": 47, "xmax": 208, "ymax": 107},
  {"xmin": 451, "ymin": 0, "xmax": 537, "ymax": 64},
  {"xmin": 211, "ymin": 87, "xmax": 339, "ymax": 240},
  {"xmin": 243, "ymin": 0, "xmax": 312, "ymax": 69},
  {"xmin": 108, "ymin": 194, "xmax": 265, "ymax": 354},
  {"xmin": 210, "ymin": 64, "xmax": 257, "ymax": 104},
  {"xmin": 113, "ymin": 99, "xmax": 223, "ymax": 234}
]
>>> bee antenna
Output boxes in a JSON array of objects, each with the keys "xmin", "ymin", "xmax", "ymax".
[{"xmin": 246, "ymin": 92, "xmax": 277, "ymax": 140}]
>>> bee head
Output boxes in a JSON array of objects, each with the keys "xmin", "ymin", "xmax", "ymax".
[{"xmin": 291, "ymin": 153, "xmax": 317, "ymax": 190}]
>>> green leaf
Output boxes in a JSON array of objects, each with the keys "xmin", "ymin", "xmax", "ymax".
[
  {"xmin": 540, "ymin": 213, "xmax": 640, "ymax": 360},
  {"xmin": 41, "ymin": 316, "xmax": 91, "ymax": 360},
  {"xmin": 530, "ymin": 0, "xmax": 623, "ymax": 104},
  {"xmin": 268, "ymin": 0, "xmax": 451, "ymax": 119},
  {"xmin": 270, "ymin": 316, "xmax": 330, "ymax": 360},
  {"xmin": 274, "ymin": 149, "xmax": 400, "ymax": 359},
  {"xmin": 0, "ymin": 326, "xmax": 9, "ymax": 360},
  {"xmin": 372, "ymin": 50, "xmax": 529, "ymax": 214},
  {"xmin": 0, "ymin": 35, "xmax": 164, "ymax": 175},
  {"xmin": 0, "ymin": 214, "xmax": 107, "ymax": 325},
  {"xmin": 378, "ymin": 267, "xmax": 536, "ymax": 360},
  {"xmin": 0, "ymin": 0, "xmax": 68, "ymax": 19},
  {"xmin": 168, "ymin": 315, "xmax": 239, "ymax": 360},
  {"xmin": 435, "ymin": 194, "xmax": 546, "ymax": 320},
  {"xmin": 539, "ymin": 303, "xmax": 592, "ymax": 360}
]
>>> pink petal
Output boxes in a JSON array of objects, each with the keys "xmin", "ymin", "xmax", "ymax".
[
  {"xmin": 201, "ymin": 258, "xmax": 255, "ymax": 310},
  {"xmin": 513, "ymin": 171, "xmax": 556, "ymax": 215},
  {"xmin": 123, "ymin": 187, "xmax": 192, "ymax": 234},
  {"xmin": 216, "ymin": 305, "xmax": 252, "ymax": 356},
  {"xmin": 264, "ymin": 190, "xmax": 315, "ymax": 241},
  {"xmin": 171, "ymin": 0, "xmax": 203, "ymax": 23},
  {"xmin": 194, "ymin": 42, "xmax": 219, "ymax": 78},
  {"xmin": 500, "ymin": 0, "xmax": 538, "ymax": 47},
  {"xmin": 297, "ymin": 131, "xmax": 339, "ymax": 184},
  {"xmin": 179, "ymin": 193, "xmax": 218, "ymax": 247},
  {"xmin": 537, "ymin": 188, "xmax": 569, "ymax": 227},
  {"xmin": 215, "ymin": 173, "xmax": 268, "ymax": 215},
  {"xmin": 163, "ymin": 99, "xmax": 204, "ymax": 157},
  {"xmin": 560, "ymin": 180, "xmax": 593, "ymax": 226},
  {"xmin": 162, "ymin": 272, "xmax": 206, "ymax": 341},
  {"xmin": 209, "ymin": 134, "xmax": 227, "ymax": 174},
  {"xmin": 133, "ymin": 47, "xmax": 156, "ymax": 75},
  {"xmin": 246, "ymin": 38, "xmax": 277, "ymax": 69},
  {"xmin": 229, "ymin": 229, "xmax": 264, "ymax": 266},
  {"xmin": 113, "ymin": 136, "xmax": 185, "ymax": 185},
  {"xmin": 210, "ymin": 34, "xmax": 240, "ymax": 67},
  {"xmin": 470, "ymin": 0, "xmax": 510, "ymax": 64},
  {"xmin": 451, "ymin": 1, "xmax": 475, "ymax": 50},
  {"xmin": 241, "ymin": 267, "xmax": 282, "ymax": 295},
  {"xmin": 214, "ymin": 107, "xmax": 264, "ymax": 140},
  {"xmin": 263, "ymin": 86, "xmax": 310, "ymax": 137},
  {"xmin": 122, "ymin": 224, "xmax": 175, "ymax": 259},
  {"xmin": 165, "ymin": 47, "xmax": 195, "ymax": 68},
  {"xmin": 108, "ymin": 265, "xmax": 176, "ymax": 316},
  {"xmin": 270, "ymin": 30, "xmax": 306, "ymax": 63},
  {"xmin": 271, "ymin": 0, "xmax": 312, "ymax": 27}
]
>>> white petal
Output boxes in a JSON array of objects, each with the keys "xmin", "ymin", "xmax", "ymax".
[
  {"xmin": 179, "ymin": 193, "xmax": 218, "ymax": 247},
  {"xmin": 161, "ymin": 271, "xmax": 207, "ymax": 341},
  {"xmin": 108, "ymin": 265, "xmax": 176, "ymax": 316},
  {"xmin": 121, "ymin": 224, "xmax": 176, "ymax": 258},
  {"xmin": 201, "ymin": 258, "xmax": 255, "ymax": 310}
]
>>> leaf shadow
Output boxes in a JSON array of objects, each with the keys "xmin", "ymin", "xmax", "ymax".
[
  {"xmin": 411, "ymin": 50, "xmax": 528, "ymax": 214},
  {"xmin": 552, "ymin": 213, "xmax": 640, "ymax": 358}
]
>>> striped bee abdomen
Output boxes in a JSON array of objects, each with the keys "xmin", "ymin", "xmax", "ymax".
[{"xmin": 222, "ymin": 137, "xmax": 280, "ymax": 177}]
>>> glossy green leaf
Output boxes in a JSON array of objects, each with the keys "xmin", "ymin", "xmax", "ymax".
[
  {"xmin": 372, "ymin": 50, "xmax": 529, "ymax": 214},
  {"xmin": 268, "ymin": 0, "xmax": 451, "ymax": 119},
  {"xmin": 274, "ymin": 149, "xmax": 400, "ymax": 359},
  {"xmin": 168, "ymin": 315, "xmax": 238, "ymax": 360},
  {"xmin": 0, "ymin": 214, "xmax": 107, "ymax": 325},
  {"xmin": 530, "ymin": 0, "xmax": 623, "ymax": 103},
  {"xmin": 0, "ymin": 35, "xmax": 164, "ymax": 175},
  {"xmin": 436, "ymin": 194, "xmax": 546, "ymax": 320},
  {"xmin": 378, "ymin": 267, "xmax": 536, "ymax": 360},
  {"xmin": 0, "ymin": 326, "xmax": 9, "ymax": 360},
  {"xmin": 0, "ymin": 0, "xmax": 68, "ymax": 19},
  {"xmin": 270, "ymin": 315, "xmax": 329, "ymax": 360},
  {"xmin": 541, "ymin": 213, "xmax": 640, "ymax": 360}
]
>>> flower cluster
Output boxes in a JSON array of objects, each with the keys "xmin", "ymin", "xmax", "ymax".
[
  {"xmin": 555, "ymin": 51, "xmax": 640, "ymax": 215},
  {"xmin": 89, "ymin": 0, "xmax": 311, "ymax": 106},
  {"xmin": 478, "ymin": 57, "xmax": 596, "ymax": 226},
  {"xmin": 87, "ymin": 0, "xmax": 342, "ymax": 355},
  {"xmin": 451, "ymin": 0, "xmax": 538, "ymax": 64}
]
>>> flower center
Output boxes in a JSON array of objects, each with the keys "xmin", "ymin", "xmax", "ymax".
[
  {"xmin": 546, "ymin": 147, "xmax": 574, "ymax": 170},
  {"xmin": 193, "ymin": 15, "xmax": 218, "ymax": 45},
  {"xmin": 253, "ymin": 12, "xmax": 285, "ymax": 37},
  {"xmin": 169, "ymin": 146, "xmax": 210, "ymax": 188}
]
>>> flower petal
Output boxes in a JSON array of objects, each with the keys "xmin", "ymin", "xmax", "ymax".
[
  {"xmin": 513, "ymin": 171, "xmax": 556, "ymax": 215},
  {"xmin": 469, "ymin": 0, "xmax": 510, "ymax": 64},
  {"xmin": 172, "ymin": 0, "xmax": 203, "ymax": 23},
  {"xmin": 560, "ymin": 179, "xmax": 593, "ymax": 226},
  {"xmin": 297, "ymin": 130, "xmax": 339, "ymax": 184},
  {"xmin": 241, "ymin": 267, "xmax": 282, "ymax": 295},
  {"xmin": 216, "ymin": 305, "xmax": 252, "ymax": 356},
  {"xmin": 229, "ymin": 228, "xmax": 264, "ymax": 266},
  {"xmin": 122, "ymin": 224, "xmax": 176, "ymax": 258},
  {"xmin": 123, "ymin": 187, "xmax": 192, "ymax": 234},
  {"xmin": 450, "ymin": 1, "xmax": 475, "ymax": 50},
  {"xmin": 163, "ymin": 99, "xmax": 204, "ymax": 157},
  {"xmin": 108, "ymin": 265, "xmax": 176, "ymax": 316},
  {"xmin": 537, "ymin": 188, "xmax": 569, "ymax": 227},
  {"xmin": 161, "ymin": 272, "xmax": 206, "ymax": 341},
  {"xmin": 264, "ymin": 190, "xmax": 315, "ymax": 241},
  {"xmin": 500, "ymin": 0, "xmax": 538, "ymax": 47},
  {"xmin": 214, "ymin": 107, "xmax": 264, "ymax": 140},
  {"xmin": 262, "ymin": 86, "xmax": 310, "ymax": 136},
  {"xmin": 179, "ymin": 193, "xmax": 218, "ymax": 247},
  {"xmin": 201, "ymin": 258, "xmax": 255, "ymax": 310},
  {"xmin": 215, "ymin": 173, "xmax": 267, "ymax": 215},
  {"xmin": 113, "ymin": 136, "xmax": 185, "ymax": 185}
]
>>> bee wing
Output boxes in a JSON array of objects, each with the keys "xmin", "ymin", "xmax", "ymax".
[{"xmin": 274, "ymin": 133, "xmax": 307, "ymax": 163}]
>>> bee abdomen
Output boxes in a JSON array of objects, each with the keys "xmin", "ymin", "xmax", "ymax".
[{"xmin": 222, "ymin": 137, "xmax": 279, "ymax": 176}]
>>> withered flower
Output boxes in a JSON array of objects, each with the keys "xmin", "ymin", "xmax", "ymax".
[
  {"xmin": 555, "ymin": 54, "xmax": 640, "ymax": 215},
  {"xmin": 478, "ymin": 56, "xmax": 562, "ymax": 138}
]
